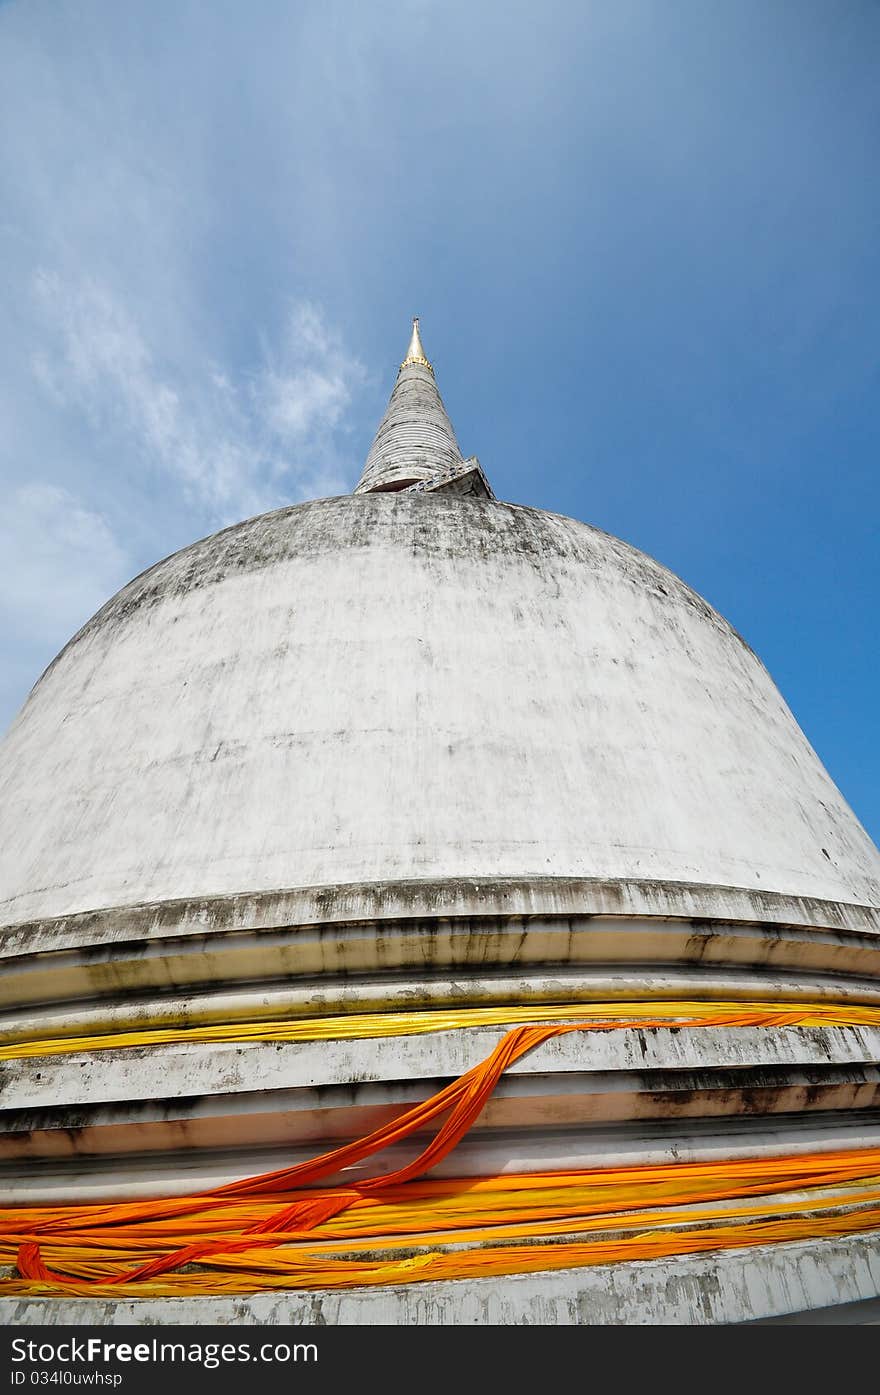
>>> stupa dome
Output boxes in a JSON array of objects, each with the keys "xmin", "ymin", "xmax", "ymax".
[{"xmin": 0, "ymin": 491, "xmax": 877, "ymax": 930}]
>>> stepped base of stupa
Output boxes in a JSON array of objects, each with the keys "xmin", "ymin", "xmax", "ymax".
[{"xmin": 4, "ymin": 877, "xmax": 880, "ymax": 1323}]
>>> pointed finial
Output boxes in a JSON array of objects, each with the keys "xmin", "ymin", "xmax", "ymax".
[{"xmin": 401, "ymin": 316, "xmax": 433, "ymax": 372}]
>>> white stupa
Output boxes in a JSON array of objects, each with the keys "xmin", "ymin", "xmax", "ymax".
[{"xmin": 1, "ymin": 321, "xmax": 879, "ymax": 1325}]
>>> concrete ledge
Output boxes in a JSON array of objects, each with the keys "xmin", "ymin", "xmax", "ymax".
[
  {"xmin": 748, "ymin": 1294, "xmax": 880, "ymax": 1323},
  {"xmin": 7, "ymin": 1062, "xmax": 880, "ymax": 1166},
  {"xmin": 5, "ymin": 912, "xmax": 880, "ymax": 1011},
  {"xmin": 2, "ymin": 875, "xmax": 879, "ymax": 960},
  {"xmin": 5, "ymin": 1112, "xmax": 880, "ymax": 1204},
  {"xmin": 4, "ymin": 1229, "xmax": 880, "ymax": 1324},
  {"xmin": 7, "ymin": 1022, "xmax": 880, "ymax": 1113},
  {"xmin": 7, "ymin": 963, "xmax": 880, "ymax": 1040}
]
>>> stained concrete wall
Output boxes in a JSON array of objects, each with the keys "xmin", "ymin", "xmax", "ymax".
[{"xmin": 0, "ymin": 494, "xmax": 878, "ymax": 928}]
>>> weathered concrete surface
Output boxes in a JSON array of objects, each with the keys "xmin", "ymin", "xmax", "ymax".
[
  {"xmin": 5, "ymin": 1016, "xmax": 880, "ymax": 1201},
  {"xmin": 6, "ymin": 909, "xmax": 880, "ymax": 1008},
  {"xmin": 409, "ymin": 456, "xmax": 494, "ymax": 499},
  {"xmin": 1, "ymin": 495, "xmax": 878, "ymax": 928},
  {"xmin": 4, "ymin": 1229, "xmax": 880, "ymax": 1325},
  {"xmin": 7, "ymin": 1022, "xmax": 880, "ymax": 1113},
  {"xmin": 7, "ymin": 1062, "xmax": 880, "ymax": 1167},
  {"xmin": 6, "ymin": 1110, "xmax": 880, "ymax": 1204},
  {"xmin": 5, "ymin": 881, "xmax": 880, "ymax": 968},
  {"xmin": 7, "ymin": 961, "xmax": 880, "ymax": 1041},
  {"xmin": 749, "ymin": 1295, "xmax": 880, "ymax": 1323},
  {"xmin": 7, "ymin": 1019, "xmax": 880, "ymax": 1169},
  {"xmin": 13, "ymin": 1071, "xmax": 880, "ymax": 1158}
]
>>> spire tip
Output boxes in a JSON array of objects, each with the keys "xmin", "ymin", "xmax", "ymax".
[{"xmin": 402, "ymin": 316, "xmax": 432, "ymax": 372}]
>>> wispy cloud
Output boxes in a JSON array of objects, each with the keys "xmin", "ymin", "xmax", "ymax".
[
  {"xmin": 0, "ymin": 483, "xmax": 128, "ymax": 638},
  {"xmin": 31, "ymin": 274, "xmax": 367, "ymax": 528},
  {"xmin": 259, "ymin": 303, "xmax": 365, "ymax": 446},
  {"xmin": 0, "ymin": 1, "xmax": 376, "ymax": 729},
  {"xmin": 1, "ymin": 266, "xmax": 369, "ymax": 730}
]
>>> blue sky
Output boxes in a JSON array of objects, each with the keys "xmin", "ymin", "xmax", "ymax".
[{"xmin": 0, "ymin": 0, "xmax": 878, "ymax": 841}]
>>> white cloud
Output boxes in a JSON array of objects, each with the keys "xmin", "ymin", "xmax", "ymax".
[
  {"xmin": 30, "ymin": 274, "xmax": 368, "ymax": 528},
  {"xmin": 0, "ymin": 274, "xmax": 370, "ymax": 730},
  {"xmin": 0, "ymin": 6, "xmax": 378, "ymax": 728},
  {"xmin": 0, "ymin": 483, "xmax": 128, "ymax": 640},
  {"xmin": 263, "ymin": 363, "xmax": 352, "ymax": 440},
  {"xmin": 257, "ymin": 301, "xmax": 367, "ymax": 449},
  {"xmin": 0, "ymin": 484, "xmax": 131, "ymax": 732}
]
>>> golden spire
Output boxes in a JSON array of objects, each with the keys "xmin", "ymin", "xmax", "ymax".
[{"xmin": 400, "ymin": 316, "xmax": 433, "ymax": 372}]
